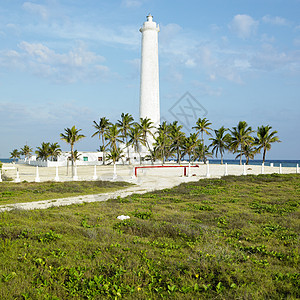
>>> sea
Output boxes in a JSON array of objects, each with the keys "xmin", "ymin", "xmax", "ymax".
[
  {"xmin": 208, "ymin": 159, "xmax": 299, "ymax": 168},
  {"xmin": 1, "ymin": 158, "xmax": 299, "ymax": 168}
]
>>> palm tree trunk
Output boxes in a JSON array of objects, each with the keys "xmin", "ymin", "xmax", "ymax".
[
  {"xmin": 101, "ymin": 135, "xmax": 106, "ymax": 165},
  {"xmin": 239, "ymin": 144, "xmax": 242, "ymax": 165},
  {"xmin": 145, "ymin": 138, "xmax": 154, "ymax": 164},
  {"xmin": 71, "ymin": 144, "xmax": 74, "ymax": 177},
  {"xmin": 201, "ymin": 132, "xmax": 204, "ymax": 162},
  {"xmin": 263, "ymin": 148, "xmax": 266, "ymax": 164},
  {"xmin": 221, "ymin": 152, "xmax": 223, "ymax": 165},
  {"xmin": 126, "ymin": 136, "xmax": 130, "ymax": 165}
]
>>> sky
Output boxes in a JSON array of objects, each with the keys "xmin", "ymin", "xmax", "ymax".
[{"xmin": 0, "ymin": 0, "xmax": 299, "ymax": 159}]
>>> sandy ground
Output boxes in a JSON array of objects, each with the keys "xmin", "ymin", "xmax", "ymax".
[{"xmin": 0, "ymin": 162, "xmax": 298, "ymax": 212}]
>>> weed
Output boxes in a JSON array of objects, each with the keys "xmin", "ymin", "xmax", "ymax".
[
  {"xmin": 38, "ymin": 230, "xmax": 62, "ymax": 243},
  {"xmin": 133, "ymin": 210, "xmax": 153, "ymax": 219}
]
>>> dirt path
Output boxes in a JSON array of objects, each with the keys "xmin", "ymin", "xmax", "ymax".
[{"xmin": 0, "ymin": 174, "xmax": 200, "ymax": 212}]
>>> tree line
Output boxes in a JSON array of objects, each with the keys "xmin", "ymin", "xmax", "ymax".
[{"xmin": 10, "ymin": 114, "xmax": 280, "ymax": 170}]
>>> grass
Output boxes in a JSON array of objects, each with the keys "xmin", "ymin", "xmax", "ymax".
[
  {"xmin": 0, "ymin": 173, "xmax": 299, "ymax": 299},
  {"xmin": 0, "ymin": 181, "xmax": 131, "ymax": 205}
]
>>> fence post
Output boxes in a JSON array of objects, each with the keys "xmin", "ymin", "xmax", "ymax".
[
  {"xmin": 15, "ymin": 169, "xmax": 21, "ymax": 183},
  {"xmin": 92, "ymin": 165, "xmax": 98, "ymax": 180},
  {"xmin": 279, "ymin": 163, "xmax": 282, "ymax": 174},
  {"xmin": 73, "ymin": 166, "xmax": 78, "ymax": 181},
  {"xmin": 54, "ymin": 166, "xmax": 60, "ymax": 182},
  {"xmin": 35, "ymin": 166, "xmax": 40, "ymax": 182},
  {"xmin": 206, "ymin": 163, "xmax": 210, "ymax": 178},
  {"xmin": 224, "ymin": 163, "xmax": 228, "ymax": 176},
  {"xmin": 243, "ymin": 163, "xmax": 247, "ymax": 175},
  {"xmin": 112, "ymin": 163, "xmax": 117, "ymax": 180}
]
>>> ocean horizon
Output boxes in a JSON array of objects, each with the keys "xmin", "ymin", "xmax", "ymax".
[{"xmin": 1, "ymin": 158, "xmax": 299, "ymax": 168}]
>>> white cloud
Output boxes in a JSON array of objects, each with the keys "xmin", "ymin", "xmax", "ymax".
[
  {"xmin": 0, "ymin": 42, "xmax": 110, "ymax": 83},
  {"xmin": 262, "ymin": 15, "xmax": 288, "ymax": 26},
  {"xmin": 261, "ymin": 34, "xmax": 275, "ymax": 43},
  {"xmin": 250, "ymin": 44, "xmax": 300, "ymax": 72},
  {"xmin": 294, "ymin": 38, "xmax": 300, "ymax": 46},
  {"xmin": 122, "ymin": 0, "xmax": 144, "ymax": 7},
  {"xmin": 229, "ymin": 14, "xmax": 258, "ymax": 39},
  {"xmin": 27, "ymin": 22, "xmax": 140, "ymax": 48},
  {"xmin": 234, "ymin": 59, "xmax": 251, "ymax": 70},
  {"xmin": 22, "ymin": 2, "xmax": 48, "ymax": 20},
  {"xmin": 192, "ymin": 81, "xmax": 223, "ymax": 97},
  {"xmin": 159, "ymin": 23, "xmax": 245, "ymax": 84},
  {"xmin": 0, "ymin": 100, "xmax": 93, "ymax": 126},
  {"xmin": 185, "ymin": 59, "xmax": 196, "ymax": 68}
]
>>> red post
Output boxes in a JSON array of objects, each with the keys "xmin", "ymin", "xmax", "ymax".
[{"xmin": 134, "ymin": 165, "xmax": 199, "ymax": 177}]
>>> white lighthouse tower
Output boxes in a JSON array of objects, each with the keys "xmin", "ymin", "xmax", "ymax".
[{"xmin": 139, "ymin": 14, "xmax": 160, "ymax": 147}]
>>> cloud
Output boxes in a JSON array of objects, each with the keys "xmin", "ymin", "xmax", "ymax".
[
  {"xmin": 0, "ymin": 100, "xmax": 93, "ymax": 128},
  {"xmin": 192, "ymin": 81, "xmax": 223, "ymax": 97},
  {"xmin": 294, "ymin": 38, "xmax": 300, "ymax": 46},
  {"xmin": 22, "ymin": 2, "xmax": 48, "ymax": 20},
  {"xmin": 0, "ymin": 42, "xmax": 110, "ymax": 83},
  {"xmin": 159, "ymin": 23, "xmax": 245, "ymax": 84},
  {"xmin": 122, "ymin": 0, "xmax": 144, "ymax": 7},
  {"xmin": 185, "ymin": 59, "xmax": 196, "ymax": 68},
  {"xmin": 24, "ymin": 22, "xmax": 140, "ymax": 48},
  {"xmin": 229, "ymin": 14, "xmax": 258, "ymax": 39},
  {"xmin": 262, "ymin": 15, "xmax": 288, "ymax": 26},
  {"xmin": 261, "ymin": 34, "xmax": 275, "ymax": 43},
  {"xmin": 250, "ymin": 44, "xmax": 300, "ymax": 72}
]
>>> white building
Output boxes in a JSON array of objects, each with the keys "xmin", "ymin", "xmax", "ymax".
[{"xmin": 139, "ymin": 14, "xmax": 161, "ymax": 148}]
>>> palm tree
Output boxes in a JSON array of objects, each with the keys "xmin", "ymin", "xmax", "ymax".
[
  {"xmin": 209, "ymin": 126, "xmax": 231, "ymax": 164},
  {"xmin": 72, "ymin": 150, "xmax": 82, "ymax": 164},
  {"xmin": 229, "ymin": 121, "xmax": 254, "ymax": 165},
  {"xmin": 117, "ymin": 113, "xmax": 134, "ymax": 164},
  {"xmin": 144, "ymin": 147, "xmax": 160, "ymax": 163},
  {"xmin": 140, "ymin": 117, "xmax": 155, "ymax": 153},
  {"xmin": 105, "ymin": 124, "xmax": 123, "ymax": 152},
  {"xmin": 35, "ymin": 142, "xmax": 51, "ymax": 161},
  {"xmin": 193, "ymin": 143, "xmax": 213, "ymax": 163},
  {"xmin": 255, "ymin": 125, "xmax": 281, "ymax": 164},
  {"xmin": 182, "ymin": 133, "xmax": 198, "ymax": 164},
  {"xmin": 127, "ymin": 124, "xmax": 145, "ymax": 164},
  {"xmin": 155, "ymin": 121, "xmax": 170, "ymax": 164},
  {"xmin": 92, "ymin": 117, "xmax": 111, "ymax": 165},
  {"xmin": 193, "ymin": 118, "xmax": 212, "ymax": 163},
  {"xmin": 60, "ymin": 126, "xmax": 85, "ymax": 176},
  {"xmin": 20, "ymin": 144, "xmax": 33, "ymax": 161},
  {"xmin": 49, "ymin": 143, "xmax": 61, "ymax": 161},
  {"xmin": 235, "ymin": 143, "xmax": 258, "ymax": 165},
  {"xmin": 10, "ymin": 149, "xmax": 20, "ymax": 162},
  {"xmin": 169, "ymin": 121, "xmax": 185, "ymax": 164},
  {"xmin": 106, "ymin": 147, "xmax": 124, "ymax": 165}
]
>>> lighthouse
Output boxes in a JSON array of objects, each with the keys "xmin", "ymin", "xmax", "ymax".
[{"xmin": 139, "ymin": 14, "xmax": 160, "ymax": 148}]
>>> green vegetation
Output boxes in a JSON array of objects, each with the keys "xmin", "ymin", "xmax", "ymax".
[
  {"xmin": 0, "ymin": 174, "xmax": 299, "ymax": 299},
  {"xmin": 0, "ymin": 181, "xmax": 131, "ymax": 205}
]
